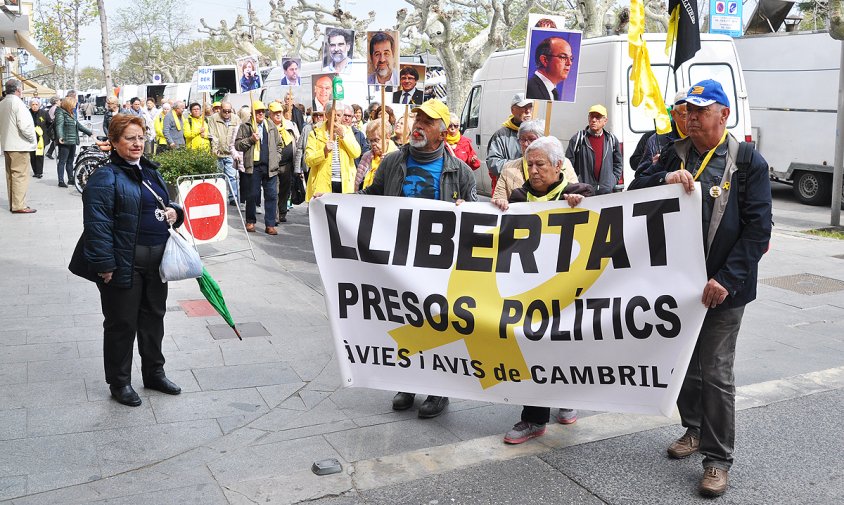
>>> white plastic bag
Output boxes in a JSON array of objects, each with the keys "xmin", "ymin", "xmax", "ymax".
[{"xmin": 159, "ymin": 228, "xmax": 203, "ymax": 282}]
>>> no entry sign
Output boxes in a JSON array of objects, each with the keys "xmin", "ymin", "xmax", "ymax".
[{"xmin": 180, "ymin": 179, "xmax": 228, "ymax": 244}]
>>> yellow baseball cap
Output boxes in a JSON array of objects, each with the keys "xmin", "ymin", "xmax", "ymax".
[
  {"xmin": 252, "ymin": 100, "xmax": 267, "ymax": 111},
  {"xmin": 268, "ymin": 102, "xmax": 283, "ymax": 112},
  {"xmin": 412, "ymin": 98, "xmax": 450, "ymax": 123},
  {"xmin": 588, "ymin": 104, "xmax": 607, "ymax": 117},
  {"xmin": 212, "ymin": 101, "xmax": 221, "ymax": 107}
]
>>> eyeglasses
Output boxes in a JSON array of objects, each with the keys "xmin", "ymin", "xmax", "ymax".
[
  {"xmin": 121, "ymin": 136, "xmax": 145, "ymax": 144},
  {"xmin": 221, "ymin": 109, "xmax": 232, "ymax": 113},
  {"xmin": 547, "ymin": 53, "xmax": 574, "ymax": 63},
  {"xmin": 343, "ymin": 113, "xmax": 354, "ymax": 118}
]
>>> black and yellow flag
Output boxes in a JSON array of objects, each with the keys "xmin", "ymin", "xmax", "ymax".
[{"xmin": 666, "ymin": 0, "xmax": 701, "ymax": 70}]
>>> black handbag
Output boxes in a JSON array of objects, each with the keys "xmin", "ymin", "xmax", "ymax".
[
  {"xmin": 68, "ymin": 232, "xmax": 100, "ymax": 283},
  {"xmin": 290, "ymin": 175, "xmax": 306, "ymax": 205}
]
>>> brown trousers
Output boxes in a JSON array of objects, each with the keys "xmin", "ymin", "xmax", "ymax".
[{"xmin": 4, "ymin": 151, "xmax": 31, "ymax": 211}]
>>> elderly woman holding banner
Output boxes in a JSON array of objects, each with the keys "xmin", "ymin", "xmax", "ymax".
[
  {"xmin": 304, "ymin": 101, "xmax": 361, "ymax": 199},
  {"xmin": 492, "ymin": 120, "xmax": 579, "ymax": 201},
  {"xmin": 491, "ymin": 136, "xmax": 593, "ymax": 445}
]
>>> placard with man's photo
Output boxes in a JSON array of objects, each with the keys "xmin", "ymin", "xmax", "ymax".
[
  {"xmin": 365, "ymin": 30, "xmax": 400, "ymax": 87},
  {"xmin": 390, "ymin": 64, "xmax": 426, "ymax": 105}
]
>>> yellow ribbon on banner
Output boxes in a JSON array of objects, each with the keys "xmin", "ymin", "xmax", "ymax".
[{"xmin": 629, "ymin": 0, "xmax": 671, "ymax": 134}]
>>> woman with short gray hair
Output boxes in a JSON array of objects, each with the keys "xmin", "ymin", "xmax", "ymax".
[{"xmin": 491, "ymin": 120, "xmax": 578, "ymax": 201}]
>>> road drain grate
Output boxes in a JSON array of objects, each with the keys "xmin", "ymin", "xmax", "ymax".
[{"xmin": 760, "ymin": 273, "xmax": 844, "ymax": 295}]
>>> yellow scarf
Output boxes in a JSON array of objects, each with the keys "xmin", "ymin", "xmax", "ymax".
[
  {"xmin": 171, "ymin": 110, "xmax": 182, "ymax": 131},
  {"xmin": 275, "ymin": 121, "xmax": 293, "ymax": 146},
  {"xmin": 445, "ymin": 131, "xmax": 460, "ymax": 146},
  {"xmin": 521, "ymin": 157, "xmax": 529, "ymax": 180},
  {"xmin": 34, "ymin": 126, "xmax": 44, "ymax": 155},
  {"xmin": 526, "ymin": 178, "xmax": 568, "ymax": 202},
  {"xmin": 253, "ymin": 121, "xmax": 261, "ymax": 162},
  {"xmin": 502, "ymin": 115, "xmax": 519, "ymax": 132}
]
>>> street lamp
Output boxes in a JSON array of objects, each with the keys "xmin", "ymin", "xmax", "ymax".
[{"xmin": 604, "ymin": 12, "xmax": 615, "ymax": 36}]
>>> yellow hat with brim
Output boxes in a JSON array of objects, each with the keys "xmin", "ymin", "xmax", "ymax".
[
  {"xmin": 252, "ymin": 100, "xmax": 267, "ymax": 111},
  {"xmin": 588, "ymin": 104, "xmax": 608, "ymax": 117},
  {"xmin": 411, "ymin": 98, "xmax": 450, "ymax": 123},
  {"xmin": 212, "ymin": 101, "xmax": 221, "ymax": 107},
  {"xmin": 268, "ymin": 102, "xmax": 283, "ymax": 112}
]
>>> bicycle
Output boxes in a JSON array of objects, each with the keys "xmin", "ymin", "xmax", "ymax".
[{"xmin": 73, "ymin": 136, "xmax": 111, "ymax": 194}]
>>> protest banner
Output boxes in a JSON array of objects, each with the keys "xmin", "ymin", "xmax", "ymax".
[{"xmin": 310, "ymin": 185, "xmax": 709, "ymax": 416}]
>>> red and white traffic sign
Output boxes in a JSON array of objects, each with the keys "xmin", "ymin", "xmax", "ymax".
[{"xmin": 180, "ymin": 179, "xmax": 228, "ymax": 244}]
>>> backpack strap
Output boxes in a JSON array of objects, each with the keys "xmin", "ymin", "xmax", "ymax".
[{"xmin": 735, "ymin": 141, "xmax": 754, "ymax": 197}]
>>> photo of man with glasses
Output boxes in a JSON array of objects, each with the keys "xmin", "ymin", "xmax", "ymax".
[{"xmin": 525, "ymin": 30, "xmax": 581, "ymax": 102}]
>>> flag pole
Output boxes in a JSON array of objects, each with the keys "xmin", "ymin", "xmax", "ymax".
[
  {"xmin": 380, "ymin": 86, "xmax": 386, "ymax": 154},
  {"xmin": 402, "ymin": 105, "xmax": 409, "ymax": 144},
  {"xmin": 248, "ymin": 90, "xmax": 257, "ymax": 129},
  {"xmin": 544, "ymin": 101, "xmax": 552, "ymax": 136}
]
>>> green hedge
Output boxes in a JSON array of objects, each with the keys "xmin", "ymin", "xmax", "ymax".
[{"xmin": 152, "ymin": 148, "xmax": 218, "ymax": 185}]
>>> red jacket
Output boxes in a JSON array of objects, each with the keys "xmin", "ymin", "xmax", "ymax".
[{"xmin": 447, "ymin": 135, "xmax": 481, "ymax": 170}]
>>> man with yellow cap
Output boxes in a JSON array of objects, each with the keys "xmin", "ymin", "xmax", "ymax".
[
  {"xmin": 564, "ymin": 104, "xmax": 622, "ymax": 195},
  {"xmin": 234, "ymin": 100, "xmax": 287, "ymax": 235},
  {"xmin": 358, "ymin": 98, "xmax": 477, "ymax": 418}
]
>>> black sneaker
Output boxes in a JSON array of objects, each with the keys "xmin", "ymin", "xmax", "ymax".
[
  {"xmin": 58, "ymin": 181, "xmax": 68, "ymax": 188},
  {"xmin": 418, "ymin": 395, "xmax": 448, "ymax": 418}
]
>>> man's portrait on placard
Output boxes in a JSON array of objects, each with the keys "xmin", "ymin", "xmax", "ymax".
[
  {"xmin": 524, "ymin": 29, "xmax": 582, "ymax": 103},
  {"xmin": 366, "ymin": 30, "xmax": 400, "ymax": 87},
  {"xmin": 391, "ymin": 64, "xmax": 426, "ymax": 105}
]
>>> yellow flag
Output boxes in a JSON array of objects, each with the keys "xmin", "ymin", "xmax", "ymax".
[{"xmin": 628, "ymin": 0, "xmax": 671, "ymax": 134}]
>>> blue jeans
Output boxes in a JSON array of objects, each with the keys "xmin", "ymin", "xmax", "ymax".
[
  {"xmin": 57, "ymin": 144, "xmax": 77, "ymax": 184},
  {"xmin": 246, "ymin": 164, "xmax": 277, "ymax": 227},
  {"xmin": 217, "ymin": 157, "xmax": 238, "ymax": 203},
  {"xmin": 677, "ymin": 306, "xmax": 745, "ymax": 470}
]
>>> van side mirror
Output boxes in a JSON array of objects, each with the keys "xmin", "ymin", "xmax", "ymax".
[{"xmin": 832, "ymin": 0, "xmax": 844, "ymax": 40}]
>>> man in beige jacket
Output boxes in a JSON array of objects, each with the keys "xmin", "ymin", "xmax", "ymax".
[{"xmin": 0, "ymin": 79, "xmax": 37, "ymax": 213}]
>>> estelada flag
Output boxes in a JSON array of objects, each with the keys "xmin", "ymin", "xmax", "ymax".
[{"xmin": 666, "ymin": 0, "xmax": 701, "ymax": 70}]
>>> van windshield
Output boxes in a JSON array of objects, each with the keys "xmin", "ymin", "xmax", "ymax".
[{"xmin": 688, "ymin": 64, "xmax": 739, "ymax": 129}]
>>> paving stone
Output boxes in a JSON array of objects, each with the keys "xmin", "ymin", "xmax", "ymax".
[
  {"xmin": 247, "ymin": 399, "xmax": 349, "ymax": 433},
  {"xmin": 0, "ymin": 342, "xmax": 77, "ymax": 364},
  {"xmin": 25, "ymin": 325, "xmax": 102, "ymax": 344},
  {"xmin": 256, "ymin": 382, "xmax": 305, "ymax": 409},
  {"xmin": 323, "ymin": 418, "xmax": 462, "ymax": 462},
  {"xmin": 0, "ymin": 362, "xmax": 26, "ymax": 386},
  {"xmin": 0, "ymin": 431, "xmax": 99, "ymax": 482},
  {"xmin": 92, "ymin": 482, "xmax": 229, "ymax": 505},
  {"xmin": 94, "ymin": 419, "xmax": 222, "ymax": 476},
  {"xmin": 0, "ymin": 409, "xmax": 26, "ymax": 441},
  {"xmin": 160, "ymin": 347, "xmax": 224, "ymax": 371},
  {"xmin": 26, "ymin": 400, "xmax": 157, "ymax": 437},
  {"xmin": 0, "ymin": 475, "xmax": 27, "ymax": 501},
  {"xmin": 0, "ymin": 329, "xmax": 26, "ymax": 346},
  {"xmin": 0, "ymin": 379, "xmax": 88, "ymax": 409},
  {"xmin": 219, "ymin": 338, "xmax": 280, "ymax": 366},
  {"xmin": 26, "ymin": 356, "xmax": 103, "ymax": 383},
  {"xmin": 149, "ymin": 388, "xmax": 269, "ymax": 424},
  {"xmin": 192, "ymin": 362, "xmax": 301, "ymax": 391},
  {"xmin": 222, "ymin": 467, "xmax": 353, "ymax": 505},
  {"xmin": 208, "ymin": 435, "xmax": 344, "ymax": 487}
]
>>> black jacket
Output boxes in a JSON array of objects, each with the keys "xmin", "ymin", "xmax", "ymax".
[
  {"xmin": 628, "ymin": 135, "xmax": 772, "ymax": 309},
  {"xmin": 72, "ymin": 154, "xmax": 184, "ymax": 288}
]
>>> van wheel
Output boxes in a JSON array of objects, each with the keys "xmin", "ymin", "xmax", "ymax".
[{"xmin": 792, "ymin": 171, "xmax": 831, "ymax": 206}]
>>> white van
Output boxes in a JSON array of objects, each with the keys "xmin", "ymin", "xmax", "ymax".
[
  {"xmin": 163, "ymin": 82, "xmax": 191, "ymax": 105},
  {"xmin": 735, "ymin": 31, "xmax": 843, "ymax": 206},
  {"xmin": 461, "ymin": 33, "xmax": 753, "ymax": 196},
  {"xmin": 117, "ymin": 84, "xmax": 140, "ymax": 105}
]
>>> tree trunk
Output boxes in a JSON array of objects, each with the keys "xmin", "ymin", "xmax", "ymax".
[
  {"xmin": 72, "ymin": 3, "xmax": 80, "ymax": 91},
  {"xmin": 97, "ymin": 0, "xmax": 113, "ymax": 96}
]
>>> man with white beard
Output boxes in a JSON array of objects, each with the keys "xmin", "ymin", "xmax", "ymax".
[{"xmin": 355, "ymin": 98, "xmax": 477, "ymax": 418}]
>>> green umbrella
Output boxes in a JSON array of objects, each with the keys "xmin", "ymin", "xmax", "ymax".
[{"xmin": 196, "ymin": 267, "xmax": 242, "ymax": 340}]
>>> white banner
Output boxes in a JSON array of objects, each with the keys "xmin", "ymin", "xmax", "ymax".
[
  {"xmin": 310, "ymin": 185, "xmax": 708, "ymax": 416},
  {"xmin": 197, "ymin": 66, "xmax": 213, "ymax": 92}
]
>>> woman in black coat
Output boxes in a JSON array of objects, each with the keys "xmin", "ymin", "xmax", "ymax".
[{"xmin": 73, "ymin": 114, "xmax": 185, "ymax": 407}]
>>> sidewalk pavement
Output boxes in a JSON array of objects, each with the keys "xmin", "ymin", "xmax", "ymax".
[{"xmin": 0, "ymin": 161, "xmax": 842, "ymax": 504}]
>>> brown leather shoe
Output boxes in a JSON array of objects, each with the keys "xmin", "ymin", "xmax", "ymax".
[
  {"xmin": 667, "ymin": 431, "xmax": 700, "ymax": 459},
  {"xmin": 265, "ymin": 226, "xmax": 278, "ymax": 235},
  {"xmin": 11, "ymin": 207, "xmax": 37, "ymax": 214},
  {"xmin": 699, "ymin": 466, "xmax": 728, "ymax": 497},
  {"xmin": 246, "ymin": 223, "xmax": 256, "ymax": 232}
]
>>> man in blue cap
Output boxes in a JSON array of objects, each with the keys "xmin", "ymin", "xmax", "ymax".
[{"xmin": 629, "ymin": 79, "xmax": 772, "ymax": 498}]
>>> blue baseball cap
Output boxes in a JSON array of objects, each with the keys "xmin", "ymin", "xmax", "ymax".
[{"xmin": 683, "ymin": 79, "xmax": 730, "ymax": 107}]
